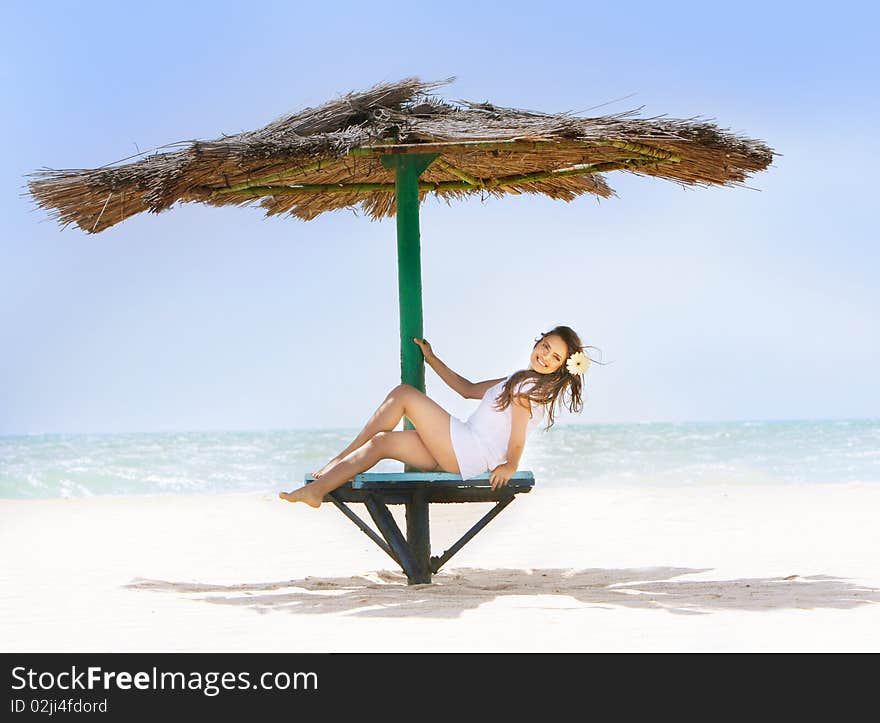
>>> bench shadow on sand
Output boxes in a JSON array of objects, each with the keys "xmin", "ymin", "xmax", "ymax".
[{"xmin": 125, "ymin": 566, "xmax": 880, "ymax": 618}]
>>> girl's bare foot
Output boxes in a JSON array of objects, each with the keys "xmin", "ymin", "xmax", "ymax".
[{"xmin": 278, "ymin": 485, "xmax": 323, "ymax": 508}]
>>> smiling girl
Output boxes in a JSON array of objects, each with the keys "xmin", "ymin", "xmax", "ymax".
[{"xmin": 280, "ymin": 325, "xmax": 592, "ymax": 507}]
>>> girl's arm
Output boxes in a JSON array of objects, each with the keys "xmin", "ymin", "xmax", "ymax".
[
  {"xmin": 490, "ymin": 394, "xmax": 531, "ymax": 489},
  {"xmin": 413, "ymin": 338, "xmax": 476, "ymax": 399},
  {"xmin": 468, "ymin": 377, "xmax": 509, "ymax": 399}
]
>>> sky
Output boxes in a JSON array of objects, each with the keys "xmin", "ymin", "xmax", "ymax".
[{"xmin": 1, "ymin": 0, "xmax": 878, "ymax": 434}]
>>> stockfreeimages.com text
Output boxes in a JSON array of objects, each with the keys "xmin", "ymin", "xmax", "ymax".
[{"xmin": 11, "ymin": 666, "xmax": 317, "ymax": 697}]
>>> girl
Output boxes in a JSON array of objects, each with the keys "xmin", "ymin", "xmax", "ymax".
[{"xmin": 279, "ymin": 325, "xmax": 591, "ymax": 507}]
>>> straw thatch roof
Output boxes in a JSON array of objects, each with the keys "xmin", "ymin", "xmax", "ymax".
[{"xmin": 27, "ymin": 77, "xmax": 775, "ymax": 233}]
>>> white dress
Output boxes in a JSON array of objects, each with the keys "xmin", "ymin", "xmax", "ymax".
[{"xmin": 449, "ymin": 375, "xmax": 546, "ymax": 480}]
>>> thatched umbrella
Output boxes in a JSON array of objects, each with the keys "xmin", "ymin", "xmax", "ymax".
[
  {"xmin": 28, "ymin": 77, "xmax": 773, "ymax": 229},
  {"xmin": 27, "ymin": 77, "xmax": 775, "ymax": 583}
]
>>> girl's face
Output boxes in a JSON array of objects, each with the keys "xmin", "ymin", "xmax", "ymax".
[{"xmin": 530, "ymin": 334, "xmax": 568, "ymax": 374}]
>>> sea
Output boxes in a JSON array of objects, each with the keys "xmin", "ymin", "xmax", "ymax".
[{"xmin": 1, "ymin": 419, "xmax": 878, "ymax": 499}]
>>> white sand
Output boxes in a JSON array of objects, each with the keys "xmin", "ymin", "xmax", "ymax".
[{"xmin": 2, "ymin": 483, "xmax": 879, "ymax": 652}]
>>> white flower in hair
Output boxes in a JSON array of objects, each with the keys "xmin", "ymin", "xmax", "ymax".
[{"xmin": 566, "ymin": 351, "xmax": 590, "ymax": 376}]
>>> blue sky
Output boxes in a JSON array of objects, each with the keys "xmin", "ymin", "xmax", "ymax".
[{"xmin": 2, "ymin": 0, "xmax": 878, "ymax": 434}]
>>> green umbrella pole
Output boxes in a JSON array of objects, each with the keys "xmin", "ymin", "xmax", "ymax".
[
  {"xmin": 380, "ymin": 153, "xmax": 439, "ymax": 419},
  {"xmin": 380, "ymin": 153, "xmax": 437, "ymax": 585}
]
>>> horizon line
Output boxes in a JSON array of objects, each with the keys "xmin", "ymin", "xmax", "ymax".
[{"xmin": 2, "ymin": 416, "xmax": 878, "ymax": 439}]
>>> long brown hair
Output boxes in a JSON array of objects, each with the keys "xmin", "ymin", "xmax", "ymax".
[{"xmin": 492, "ymin": 325, "xmax": 599, "ymax": 431}]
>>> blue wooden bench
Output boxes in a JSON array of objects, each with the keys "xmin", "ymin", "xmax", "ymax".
[{"xmin": 305, "ymin": 471, "xmax": 535, "ymax": 585}]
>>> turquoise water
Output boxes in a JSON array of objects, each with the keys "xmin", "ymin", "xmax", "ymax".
[{"xmin": 1, "ymin": 420, "xmax": 878, "ymax": 499}]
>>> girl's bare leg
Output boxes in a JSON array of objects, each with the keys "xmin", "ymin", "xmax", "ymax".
[
  {"xmin": 312, "ymin": 386, "xmax": 410, "ymax": 477},
  {"xmin": 283, "ymin": 430, "xmax": 443, "ymax": 508},
  {"xmin": 284, "ymin": 444, "xmax": 380, "ymax": 508}
]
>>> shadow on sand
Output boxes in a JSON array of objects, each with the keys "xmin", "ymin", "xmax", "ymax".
[{"xmin": 125, "ymin": 566, "xmax": 880, "ymax": 618}]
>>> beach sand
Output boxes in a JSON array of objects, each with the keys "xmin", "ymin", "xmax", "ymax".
[{"xmin": 2, "ymin": 484, "xmax": 879, "ymax": 652}]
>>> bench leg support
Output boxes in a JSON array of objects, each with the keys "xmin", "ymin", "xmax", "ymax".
[
  {"xmin": 430, "ymin": 495, "xmax": 516, "ymax": 574},
  {"xmin": 364, "ymin": 493, "xmax": 422, "ymax": 583},
  {"xmin": 405, "ymin": 486, "xmax": 431, "ymax": 584},
  {"xmin": 327, "ymin": 492, "xmax": 401, "ymax": 568}
]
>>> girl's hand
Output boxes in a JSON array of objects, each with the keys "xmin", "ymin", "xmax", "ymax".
[
  {"xmin": 489, "ymin": 463, "xmax": 516, "ymax": 490},
  {"xmin": 412, "ymin": 337, "xmax": 435, "ymax": 363}
]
